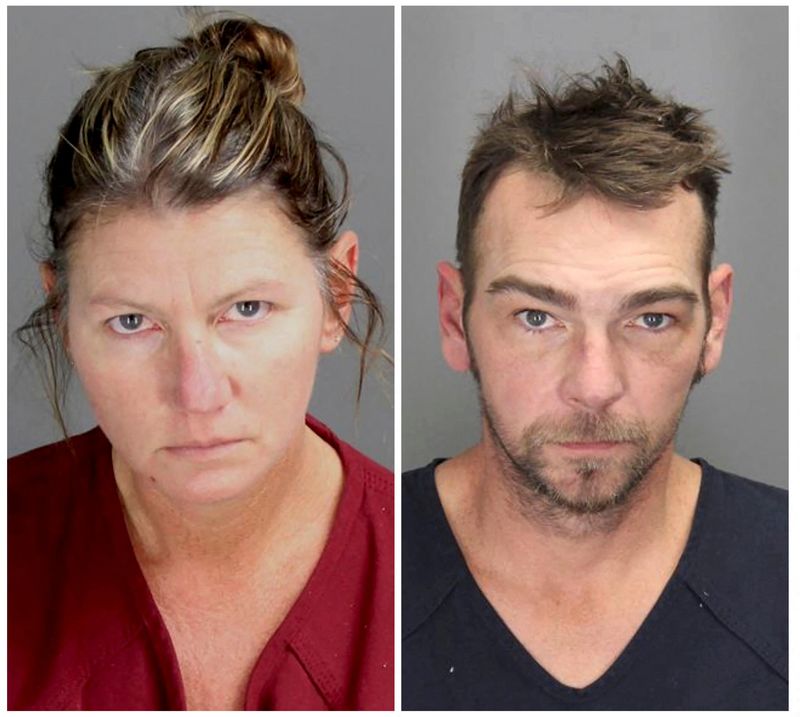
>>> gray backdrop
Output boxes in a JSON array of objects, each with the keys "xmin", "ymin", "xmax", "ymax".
[
  {"xmin": 402, "ymin": 6, "xmax": 787, "ymax": 488},
  {"xmin": 8, "ymin": 6, "xmax": 394, "ymax": 467}
]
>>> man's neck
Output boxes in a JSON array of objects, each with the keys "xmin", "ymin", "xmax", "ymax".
[{"xmin": 435, "ymin": 441, "xmax": 702, "ymax": 601}]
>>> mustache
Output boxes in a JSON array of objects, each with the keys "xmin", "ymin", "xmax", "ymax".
[{"xmin": 521, "ymin": 413, "xmax": 649, "ymax": 447}]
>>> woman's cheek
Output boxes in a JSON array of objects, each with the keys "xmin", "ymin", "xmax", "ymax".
[{"xmin": 236, "ymin": 312, "xmax": 323, "ymax": 398}]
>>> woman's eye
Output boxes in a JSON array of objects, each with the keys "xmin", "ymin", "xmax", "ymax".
[
  {"xmin": 108, "ymin": 313, "xmax": 153, "ymax": 335},
  {"xmin": 633, "ymin": 312, "xmax": 674, "ymax": 331},
  {"xmin": 516, "ymin": 309, "xmax": 556, "ymax": 331},
  {"xmin": 223, "ymin": 300, "xmax": 271, "ymax": 322}
]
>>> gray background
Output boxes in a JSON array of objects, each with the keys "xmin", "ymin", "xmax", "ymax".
[
  {"xmin": 8, "ymin": 6, "xmax": 394, "ymax": 467},
  {"xmin": 403, "ymin": 7, "xmax": 787, "ymax": 487}
]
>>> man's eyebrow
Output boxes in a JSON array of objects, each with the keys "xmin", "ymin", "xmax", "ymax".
[
  {"xmin": 618, "ymin": 285, "xmax": 700, "ymax": 312},
  {"xmin": 486, "ymin": 276, "xmax": 578, "ymax": 310},
  {"xmin": 485, "ymin": 276, "xmax": 700, "ymax": 314}
]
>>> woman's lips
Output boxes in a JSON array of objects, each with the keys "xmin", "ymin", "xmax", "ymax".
[{"xmin": 165, "ymin": 439, "xmax": 245, "ymax": 460}]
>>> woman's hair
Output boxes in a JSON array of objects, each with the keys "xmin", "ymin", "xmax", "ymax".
[
  {"xmin": 457, "ymin": 56, "xmax": 730, "ymax": 311},
  {"xmin": 16, "ymin": 13, "xmax": 385, "ymax": 436}
]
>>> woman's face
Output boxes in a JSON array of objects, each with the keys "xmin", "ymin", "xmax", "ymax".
[{"xmin": 62, "ymin": 190, "xmax": 352, "ymax": 504}]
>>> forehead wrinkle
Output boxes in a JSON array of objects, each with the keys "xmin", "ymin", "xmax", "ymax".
[
  {"xmin": 483, "ymin": 247, "xmax": 695, "ymax": 285},
  {"xmin": 473, "ymin": 173, "xmax": 708, "ymax": 288},
  {"xmin": 82, "ymin": 237, "xmax": 291, "ymax": 289}
]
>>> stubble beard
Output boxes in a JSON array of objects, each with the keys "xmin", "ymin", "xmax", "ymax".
[{"xmin": 469, "ymin": 339, "xmax": 705, "ymax": 534}]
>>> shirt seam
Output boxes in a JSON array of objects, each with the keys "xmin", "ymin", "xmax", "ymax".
[
  {"xmin": 276, "ymin": 459, "xmax": 371, "ymax": 707},
  {"xmin": 402, "ymin": 570, "xmax": 465, "ymax": 641},
  {"xmin": 681, "ymin": 574, "xmax": 788, "ymax": 682}
]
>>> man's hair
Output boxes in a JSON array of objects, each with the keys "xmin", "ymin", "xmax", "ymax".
[{"xmin": 456, "ymin": 56, "xmax": 730, "ymax": 310}]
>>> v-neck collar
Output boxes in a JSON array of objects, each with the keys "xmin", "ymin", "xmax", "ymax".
[
  {"xmin": 97, "ymin": 415, "xmax": 365, "ymax": 710},
  {"xmin": 419, "ymin": 457, "xmax": 713, "ymax": 704}
]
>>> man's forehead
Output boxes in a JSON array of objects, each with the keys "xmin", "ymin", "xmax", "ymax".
[{"xmin": 472, "ymin": 169, "xmax": 706, "ymax": 281}]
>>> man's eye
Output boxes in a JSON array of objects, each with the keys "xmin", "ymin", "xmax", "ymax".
[
  {"xmin": 108, "ymin": 313, "xmax": 153, "ymax": 335},
  {"xmin": 223, "ymin": 300, "xmax": 271, "ymax": 321},
  {"xmin": 633, "ymin": 312, "xmax": 674, "ymax": 330},
  {"xmin": 516, "ymin": 309, "xmax": 556, "ymax": 331}
]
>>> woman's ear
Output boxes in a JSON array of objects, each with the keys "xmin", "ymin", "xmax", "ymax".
[
  {"xmin": 320, "ymin": 230, "xmax": 359, "ymax": 353},
  {"xmin": 39, "ymin": 261, "xmax": 57, "ymax": 295},
  {"xmin": 39, "ymin": 261, "xmax": 70, "ymax": 354}
]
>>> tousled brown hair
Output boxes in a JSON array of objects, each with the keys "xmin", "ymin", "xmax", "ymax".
[
  {"xmin": 16, "ymin": 12, "xmax": 386, "ymax": 437},
  {"xmin": 457, "ymin": 56, "xmax": 730, "ymax": 311}
]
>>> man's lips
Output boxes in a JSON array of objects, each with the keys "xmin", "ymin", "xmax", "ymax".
[{"xmin": 555, "ymin": 441, "xmax": 628, "ymax": 451}]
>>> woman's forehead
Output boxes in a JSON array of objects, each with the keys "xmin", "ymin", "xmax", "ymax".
[{"xmin": 69, "ymin": 194, "xmax": 312, "ymax": 282}]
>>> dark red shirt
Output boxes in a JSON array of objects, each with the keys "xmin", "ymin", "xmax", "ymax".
[{"xmin": 9, "ymin": 416, "xmax": 394, "ymax": 710}]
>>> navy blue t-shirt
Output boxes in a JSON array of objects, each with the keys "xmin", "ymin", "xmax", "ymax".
[{"xmin": 402, "ymin": 459, "xmax": 787, "ymax": 710}]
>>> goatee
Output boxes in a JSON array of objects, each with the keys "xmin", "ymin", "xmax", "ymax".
[
  {"xmin": 483, "ymin": 402, "xmax": 679, "ymax": 521},
  {"xmin": 468, "ymin": 331, "xmax": 705, "ymax": 530}
]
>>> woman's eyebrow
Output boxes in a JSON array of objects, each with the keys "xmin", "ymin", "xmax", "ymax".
[
  {"xmin": 88, "ymin": 279, "xmax": 287, "ymax": 313},
  {"xmin": 211, "ymin": 279, "xmax": 287, "ymax": 309},
  {"xmin": 88, "ymin": 294, "xmax": 157, "ymax": 313}
]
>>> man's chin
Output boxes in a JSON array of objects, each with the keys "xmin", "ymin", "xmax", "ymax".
[
  {"xmin": 537, "ymin": 466, "xmax": 635, "ymax": 514},
  {"xmin": 506, "ymin": 449, "xmax": 654, "ymax": 517}
]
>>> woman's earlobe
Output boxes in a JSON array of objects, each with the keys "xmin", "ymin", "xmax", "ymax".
[{"xmin": 320, "ymin": 314, "xmax": 346, "ymax": 354}]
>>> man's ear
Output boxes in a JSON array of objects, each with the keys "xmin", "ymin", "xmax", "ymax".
[
  {"xmin": 320, "ymin": 230, "xmax": 359, "ymax": 353},
  {"xmin": 438, "ymin": 261, "xmax": 471, "ymax": 372},
  {"xmin": 701, "ymin": 263, "xmax": 733, "ymax": 375}
]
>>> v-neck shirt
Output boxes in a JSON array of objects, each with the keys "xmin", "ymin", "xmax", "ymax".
[
  {"xmin": 402, "ymin": 458, "xmax": 787, "ymax": 710},
  {"xmin": 9, "ymin": 416, "xmax": 394, "ymax": 710}
]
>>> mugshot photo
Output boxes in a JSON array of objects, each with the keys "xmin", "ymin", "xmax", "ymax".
[
  {"xmin": 401, "ymin": 6, "xmax": 787, "ymax": 710},
  {"xmin": 8, "ymin": 6, "xmax": 393, "ymax": 710},
  {"xmin": 6, "ymin": 3, "xmax": 791, "ymax": 713}
]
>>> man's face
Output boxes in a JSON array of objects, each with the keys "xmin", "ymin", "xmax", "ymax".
[{"xmin": 439, "ymin": 169, "xmax": 732, "ymax": 518}]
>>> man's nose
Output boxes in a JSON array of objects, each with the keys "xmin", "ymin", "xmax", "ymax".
[
  {"xmin": 171, "ymin": 336, "xmax": 233, "ymax": 414},
  {"xmin": 559, "ymin": 328, "xmax": 625, "ymax": 413}
]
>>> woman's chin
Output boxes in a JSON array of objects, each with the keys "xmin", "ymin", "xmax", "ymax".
[{"xmin": 150, "ymin": 463, "xmax": 268, "ymax": 506}]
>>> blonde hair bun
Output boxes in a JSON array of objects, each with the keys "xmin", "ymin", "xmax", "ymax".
[{"xmin": 191, "ymin": 18, "xmax": 305, "ymax": 106}]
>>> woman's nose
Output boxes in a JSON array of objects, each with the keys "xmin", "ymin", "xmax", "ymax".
[{"xmin": 171, "ymin": 338, "xmax": 233, "ymax": 414}]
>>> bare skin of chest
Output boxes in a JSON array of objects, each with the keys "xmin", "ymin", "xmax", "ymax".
[
  {"xmin": 154, "ymin": 575, "xmax": 304, "ymax": 710},
  {"xmin": 437, "ymin": 451, "xmax": 700, "ymax": 690},
  {"xmin": 161, "ymin": 603, "xmax": 276, "ymax": 710},
  {"xmin": 120, "ymin": 429, "xmax": 343, "ymax": 710}
]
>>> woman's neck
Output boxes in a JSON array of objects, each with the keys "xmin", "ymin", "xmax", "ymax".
[{"xmin": 113, "ymin": 425, "xmax": 344, "ymax": 573}]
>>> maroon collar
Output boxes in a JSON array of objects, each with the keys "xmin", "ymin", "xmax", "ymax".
[{"xmin": 88, "ymin": 414, "xmax": 372, "ymax": 708}]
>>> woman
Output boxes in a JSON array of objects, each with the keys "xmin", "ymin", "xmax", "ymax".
[{"xmin": 9, "ymin": 15, "xmax": 393, "ymax": 710}]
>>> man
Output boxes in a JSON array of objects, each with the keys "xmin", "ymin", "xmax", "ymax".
[{"xmin": 402, "ymin": 59, "xmax": 787, "ymax": 710}]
